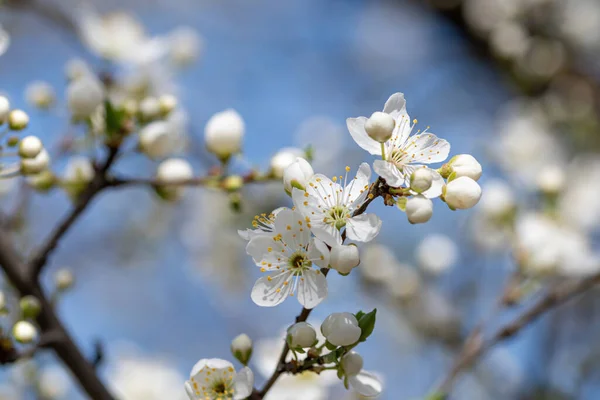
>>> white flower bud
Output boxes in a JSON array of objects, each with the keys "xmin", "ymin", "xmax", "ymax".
[
  {"xmin": 169, "ymin": 27, "xmax": 203, "ymax": 66},
  {"xmin": 21, "ymin": 149, "xmax": 50, "ymax": 175},
  {"xmin": 448, "ymin": 154, "xmax": 482, "ymax": 181},
  {"xmin": 231, "ymin": 333, "xmax": 253, "ymax": 365},
  {"xmin": 321, "ymin": 312, "xmax": 361, "ymax": 347},
  {"xmin": 536, "ymin": 165, "xmax": 565, "ymax": 194},
  {"xmin": 330, "ymin": 244, "xmax": 360, "ymax": 274},
  {"xmin": 479, "ymin": 179, "xmax": 515, "ymax": 218},
  {"xmin": 38, "ymin": 366, "xmax": 71, "ymax": 399},
  {"xmin": 139, "ymin": 96, "xmax": 161, "ymax": 120},
  {"xmin": 20, "ymin": 295, "xmax": 41, "ymax": 319},
  {"xmin": 204, "ymin": 109, "xmax": 244, "ymax": 160},
  {"xmin": 341, "ymin": 351, "xmax": 364, "ymax": 377},
  {"xmin": 65, "ymin": 58, "xmax": 92, "ymax": 81},
  {"xmin": 416, "ymin": 234, "xmax": 458, "ymax": 275},
  {"xmin": 12, "ymin": 321, "xmax": 38, "ymax": 344},
  {"xmin": 0, "ymin": 96, "xmax": 10, "ymax": 124},
  {"xmin": 25, "ymin": 81, "xmax": 55, "ymax": 109},
  {"xmin": 18, "ymin": 136, "xmax": 43, "ymax": 159},
  {"xmin": 283, "ymin": 157, "xmax": 314, "ymax": 195},
  {"xmin": 270, "ymin": 147, "xmax": 304, "ymax": 178},
  {"xmin": 364, "ymin": 112, "xmax": 395, "ymax": 143},
  {"xmin": 405, "ymin": 195, "xmax": 433, "ymax": 224},
  {"xmin": 139, "ymin": 121, "xmax": 175, "ymax": 159},
  {"xmin": 55, "ymin": 268, "xmax": 74, "ymax": 291},
  {"xmin": 8, "ymin": 110, "xmax": 29, "ymax": 130},
  {"xmin": 27, "ymin": 170, "xmax": 55, "ymax": 192},
  {"xmin": 156, "ymin": 158, "xmax": 193, "ymax": 201},
  {"xmin": 64, "ymin": 156, "xmax": 94, "ymax": 184},
  {"xmin": 288, "ymin": 322, "xmax": 317, "ymax": 348},
  {"xmin": 410, "ymin": 168, "xmax": 433, "ymax": 194},
  {"xmin": 444, "ymin": 176, "xmax": 482, "ymax": 210},
  {"xmin": 67, "ymin": 76, "xmax": 105, "ymax": 119},
  {"xmin": 159, "ymin": 94, "xmax": 178, "ymax": 115}
]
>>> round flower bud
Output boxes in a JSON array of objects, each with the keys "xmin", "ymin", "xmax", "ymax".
[
  {"xmin": 283, "ymin": 157, "xmax": 314, "ymax": 195},
  {"xmin": 479, "ymin": 179, "xmax": 515, "ymax": 218},
  {"xmin": 536, "ymin": 165, "xmax": 565, "ymax": 194},
  {"xmin": 0, "ymin": 96, "xmax": 10, "ymax": 124},
  {"xmin": 321, "ymin": 312, "xmax": 361, "ymax": 347},
  {"xmin": 8, "ymin": 110, "xmax": 29, "ymax": 130},
  {"xmin": 448, "ymin": 154, "xmax": 482, "ymax": 181},
  {"xmin": 67, "ymin": 76, "xmax": 105, "ymax": 119},
  {"xmin": 25, "ymin": 81, "xmax": 55, "ymax": 109},
  {"xmin": 55, "ymin": 268, "xmax": 74, "ymax": 291},
  {"xmin": 204, "ymin": 109, "xmax": 245, "ymax": 160},
  {"xmin": 222, "ymin": 175, "xmax": 243, "ymax": 192},
  {"xmin": 405, "ymin": 195, "xmax": 433, "ymax": 224},
  {"xmin": 416, "ymin": 234, "xmax": 458, "ymax": 275},
  {"xmin": 159, "ymin": 94, "xmax": 178, "ymax": 116},
  {"xmin": 169, "ymin": 27, "xmax": 203, "ymax": 66},
  {"xmin": 341, "ymin": 351, "xmax": 364, "ymax": 377},
  {"xmin": 444, "ymin": 176, "xmax": 482, "ymax": 210},
  {"xmin": 364, "ymin": 112, "xmax": 395, "ymax": 143},
  {"xmin": 156, "ymin": 158, "xmax": 193, "ymax": 201},
  {"xmin": 139, "ymin": 121, "xmax": 174, "ymax": 160},
  {"xmin": 330, "ymin": 244, "xmax": 360, "ymax": 275},
  {"xmin": 12, "ymin": 321, "xmax": 38, "ymax": 344},
  {"xmin": 64, "ymin": 156, "xmax": 94, "ymax": 184},
  {"xmin": 231, "ymin": 333, "xmax": 253, "ymax": 366},
  {"xmin": 18, "ymin": 136, "xmax": 43, "ymax": 159},
  {"xmin": 20, "ymin": 295, "xmax": 42, "ymax": 319},
  {"xmin": 65, "ymin": 58, "xmax": 92, "ymax": 81},
  {"xmin": 288, "ymin": 322, "xmax": 317, "ymax": 348},
  {"xmin": 270, "ymin": 147, "xmax": 304, "ymax": 178},
  {"xmin": 139, "ymin": 96, "xmax": 161, "ymax": 120},
  {"xmin": 410, "ymin": 168, "xmax": 433, "ymax": 194},
  {"xmin": 21, "ymin": 149, "xmax": 50, "ymax": 175},
  {"xmin": 27, "ymin": 170, "xmax": 56, "ymax": 192}
]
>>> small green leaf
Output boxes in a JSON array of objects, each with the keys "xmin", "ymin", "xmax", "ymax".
[
  {"xmin": 104, "ymin": 100, "xmax": 126, "ymax": 138},
  {"xmin": 425, "ymin": 392, "xmax": 447, "ymax": 400},
  {"xmin": 358, "ymin": 308, "xmax": 377, "ymax": 342},
  {"xmin": 322, "ymin": 351, "xmax": 338, "ymax": 364}
]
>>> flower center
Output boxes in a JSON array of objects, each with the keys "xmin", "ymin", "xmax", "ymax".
[
  {"xmin": 325, "ymin": 205, "xmax": 350, "ymax": 229},
  {"xmin": 389, "ymin": 149, "xmax": 407, "ymax": 169},
  {"xmin": 209, "ymin": 378, "xmax": 234, "ymax": 399},
  {"xmin": 288, "ymin": 252, "xmax": 312, "ymax": 273}
]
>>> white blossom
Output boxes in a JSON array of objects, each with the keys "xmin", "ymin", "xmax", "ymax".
[
  {"xmin": 347, "ymin": 93, "xmax": 449, "ymax": 197},
  {"xmin": 64, "ymin": 156, "xmax": 95, "ymax": 184},
  {"xmin": 12, "ymin": 321, "xmax": 37, "ymax": 344},
  {"xmin": 536, "ymin": 164, "xmax": 566, "ymax": 194},
  {"xmin": 405, "ymin": 195, "xmax": 433, "ymax": 224},
  {"xmin": 283, "ymin": 157, "xmax": 314, "ymax": 195},
  {"xmin": 18, "ymin": 136, "xmax": 43, "ymax": 159},
  {"xmin": 479, "ymin": 179, "xmax": 515, "ymax": 219},
  {"xmin": 292, "ymin": 163, "xmax": 381, "ymax": 246},
  {"xmin": 246, "ymin": 208, "xmax": 330, "ymax": 308},
  {"xmin": 67, "ymin": 75, "xmax": 105, "ymax": 119},
  {"xmin": 156, "ymin": 158, "xmax": 193, "ymax": 200},
  {"xmin": 416, "ymin": 234, "xmax": 458, "ymax": 275},
  {"xmin": 238, "ymin": 207, "xmax": 286, "ymax": 241},
  {"xmin": 287, "ymin": 322, "xmax": 317, "ymax": 348},
  {"xmin": 341, "ymin": 351, "xmax": 363, "ymax": 377},
  {"xmin": 410, "ymin": 167, "xmax": 433, "ymax": 194},
  {"xmin": 204, "ymin": 109, "xmax": 244, "ymax": 160},
  {"xmin": 321, "ymin": 312, "xmax": 361, "ymax": 346},
  {"xmin": 330, "ymin": 244, "xmax": 361, "ymax": 275},
  {"xmin": 444, "ymin": 176, "xmax": 482, "ymax": 210},
  {"xmin": 20, "ymin": 149, "xmax": 50, "ymax": 175},
  {"xmin": 65, "ymin": 58, "xmax": 93, "ymax": 81},
  {"xmin": 38, "ymin": 365, "xmax": 71, "ymax": 399},
  {"xmin": 169, "ymin": 27, "xmax": 204, "ymax": 66},
  {"xmin": 139, "ymin": 96, "xmax": 162, "ymax": 120},
  {"xmin": 8, "ymin": 110, "xmax": 29, "ymax": 131},
  {"xmin": 185, "ymin": 359, "xmax": 253, "ymax": 400},
  {"xmin": 270, "ymin": 147, "xmax": 304, "ymax": 178},
  {"xmin": 139, "ymin": 121, "xmax": 179, "ymax": 159},
  {"xmin": 25, "ymin": 81, "xmax": 55, "ymax": 109}
]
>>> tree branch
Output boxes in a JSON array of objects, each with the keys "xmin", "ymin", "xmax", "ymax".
[{"xmin": 436, "ymin": 271, "xmax": 600, "ymax": 396}]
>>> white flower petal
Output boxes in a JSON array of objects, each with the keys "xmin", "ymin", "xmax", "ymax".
[
  {"xmin": 297, "ymin": 269, "xmax": 328, "ymax": 309},
  {"xmin": 372, "ymin": 160, "xmax": 405, "ymax": 187},
  {"xmin": 349, "ymin": 371, "xmax": 383, "ymax": 397},
  {"xmin": 310, "ymin": 221, "xmax": 342, "ymax": 246},
  {"xmin": 251, "ymin": 272, "xmax": 294, "ymax": 307},
  {"xmin": 246, "ymin": 236, "xmax": 284, "ymax": 266},
  {"xmin": 421, "ymin": 169, "xmax": 445, "ymax": 199},
  {"xmin": 382, "ymin": 92, "xmax": 407, "ymax": 120},
  {"xmin": 233, "ymin": 367, "xmax": 254, "ymax": 399},
  {"xmin": 184, "ymin": 381, "xmax": 196, "ymax": 400},
  {"xmin": 346, "ymin": 214, "xmax": 382, "ymax": 243},
  {"xmin": 402, "ymin": 133, "xmax": 450, "ymax": 164},
  {"xmin": 309, "ymin": 238, "xmax": 330, "ymax": 268},
  {"xmin": 346, "ymin": 163, "xmax": 372, "ymax": 206},
  {"xmin": 347, "ymin": 117, "xmax": 381, "ymax": 155},
  {"xmin": 274, "ymin": 208, "xmax": 310, "ymax": 247}
]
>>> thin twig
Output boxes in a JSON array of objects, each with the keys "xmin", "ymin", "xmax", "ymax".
[{"xmin": 436, "ymin": 271, "xmax": 600, "ymax": 396}]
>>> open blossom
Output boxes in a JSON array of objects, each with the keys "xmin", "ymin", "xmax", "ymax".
[
  {"xmin": 347, "ymin": 93, "xmax": 450, "ymax": 198},
  {"xmin": 246, "ymin": 208, "xmax": 330, "ymax": 308},
  {"xmin": 185, "ymin": 359, "xmax": 253, "ymax": 400},
  {"xmin": 292, "ymin": 163, "xmax": 381, "ymax": 246},
  {"xmin": 238, "ymin": 207, "xmax": 286, "ymax": 241}
]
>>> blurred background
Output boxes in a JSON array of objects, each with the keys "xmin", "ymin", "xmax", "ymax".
[{"xmin": 1, "ymin": 0, "xmax": 600, "ymax": 399}]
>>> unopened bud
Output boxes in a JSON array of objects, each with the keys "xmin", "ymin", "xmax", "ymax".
[
  {"xmin": 21, "ymin": 149, "xmax": 50, "ymax": 175},
  {"xmin": 139, "ymin": 97, "xmax": 161, "ymax": 120},
  {"xmin": 283, "ymin": 157, "xmax": 314, "ymax": 195},
  {"xmin": 18, "ymin": 136, "xmax": 43, "ymax": 159},
  {"xmin": 13, "ymin": 321, "xmax": 38, "ymax": 344},
  {"xmin": 55, "ymin": 269, "xmax": 74, "ymax": 291},
  {"xmin": 204, "ymin": 109, "xmax": 245, "ymax": 161},
  {"xmin": 288, "ymin": 322, "xmax": 317, "ymax": 348},
  {"xmin": 405, "ymin": 195, "xmax": 433, "ymax": 224},
  {"xmin": 222, "ymin": 175, "xmax": 244, "ymax": 192},
  {"xmin": 364, "ymin": 112, "xmax": 395, "ymax": 143},
  {"xmin": 410, "ymin": 168, "xmax": 433, "ymax": 194},
  {"xmin": 321, "ymin": 313, "xmax": 361, "ymax": 347},
  {"xmin": 20, "ymin": 296, "xmax": 41, "ymax": 319},
  {"xmin": 445, "ymin": 154, "xmax": 482, "ymax": 181},
  {"xmin": 330, "ymin": 244, "xmax": 360, "ymax": 275},
  {"xmin": 231, "ymin": 333, "xmax": 253, "ymax": 366},
  {"xmin": 341, "ymin": 351, "xmax": 363, "ymax": 377},
  {"xmin": 8, "ymin": 110, "xmax": 29, "ymax": 131},
  {"xmin": 159, "ymin": 94, "xmax": 178, "ymax": 116},
  {"xmin": 443, "ymin": 176, "xmax": 482, "ymax": 210}
]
